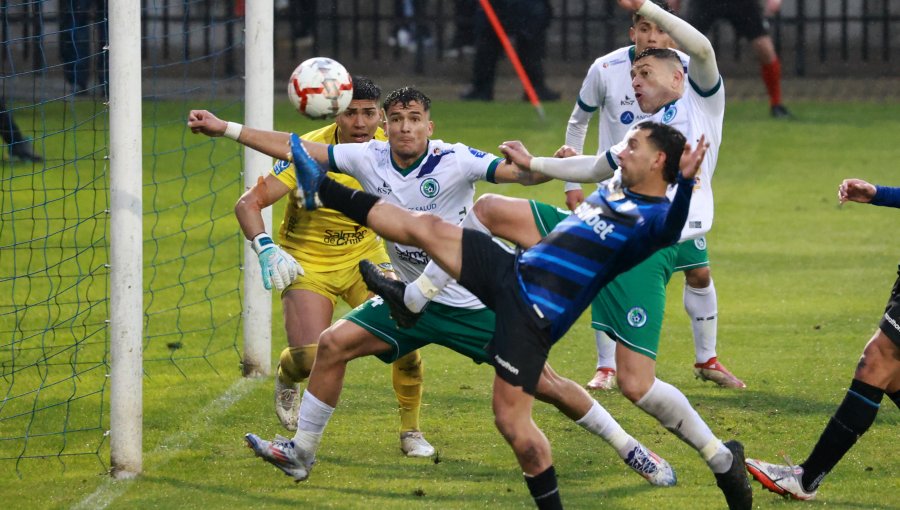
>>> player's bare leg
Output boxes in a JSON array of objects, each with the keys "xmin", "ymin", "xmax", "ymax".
[
  {"xmin": 493, "ymin": 375, "xmax": 563, "ymax": 508},
  {"xmin": 616, "ymin": 345, "xmax": 752, "ymax": 509},
  {"xmin": 472, "ymin": 193, "xmax": 543, "ymax": 247},
  {"xmin": 275, "ymin": 289, "xmax": 334, "ymax": 430}
]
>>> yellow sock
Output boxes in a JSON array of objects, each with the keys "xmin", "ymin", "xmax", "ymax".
[
  {"xmin": 277, "ymin": 344, "xmax": 318, "ymax": 385},
  {"xmin": 392, "ymin": 350, "xmax": 423, "ymax": 433}
]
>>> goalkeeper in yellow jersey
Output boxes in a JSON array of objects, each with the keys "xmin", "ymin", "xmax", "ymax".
[{"xmin": 232, "ymin": 77, "xmax": 434, "ymax": 457}]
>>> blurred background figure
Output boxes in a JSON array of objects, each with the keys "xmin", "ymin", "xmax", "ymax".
[
  {"xmin": 460, "ymin": 0, "xmax": 560, "ymax": 102},
  {"xmin": 1, "ymin": 97, "xmax": 42, "ymax": 163},
  {"xmin": 388, "ymin": 0, "xmax": 433, "ymax": 51},
  {"xmin": 59, "ymin": 0, "xmax": 108, "ymax": 96},
  {"xmin": 446, "ymin": 0, "xmax": 477, "ymax": 57},
  {"xmin": 277, "ymin": 0, "xmax": 317, "ymax": 48},
  {"xmin": 676, "ymin": 0, "xmax": 791, "ymax": 118}
]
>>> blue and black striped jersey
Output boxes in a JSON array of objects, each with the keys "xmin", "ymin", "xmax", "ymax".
[{"xmin": 517, "ymin": 175, "xmax": 694, "ymax": 340}]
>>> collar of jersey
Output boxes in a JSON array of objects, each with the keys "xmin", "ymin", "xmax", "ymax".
[
  {"xmin": 628, "ymin": 45, "xmax": 636, "ymax": 63},
  {"xmin": 624, "ymin": 188, "xmax": 667, "ymax": 203},
  {"xmin": 390, "ymin": 141, "xmax": 429, "ymax": 176}
]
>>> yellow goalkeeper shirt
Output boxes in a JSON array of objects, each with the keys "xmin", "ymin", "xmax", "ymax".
[{"xmin": 272, "ymin": 123, "xmax": 387, "ymax": 272}]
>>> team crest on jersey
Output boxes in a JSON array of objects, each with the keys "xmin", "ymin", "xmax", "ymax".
[
  {"xmin": 420, "ymin": 177, "xmax": 440, "ymax": 198},
  {"xmin": 694, "ymin": 236, "xmax": 707, "ymax": 250},
  {"xmin": 663, "ymin": 105, "xmax": 677, "ymax": 124},
  {"xmin": 273, "ymin": 159, "xmax": 291, "ymax": 175},
  {"xmin": 627, "ymin": 307, "xmax": 648, "ymax": 328},
  {"xmin": 468, "ymin": 147, "xmax": 487, "ymax": 158},
  {"xmin": 620, "ymin": 95, "xmax": 635, "ymax": 106},
  {"xmin": 620, "ymin": 111, "xmax": 635, "ymax": 125}
]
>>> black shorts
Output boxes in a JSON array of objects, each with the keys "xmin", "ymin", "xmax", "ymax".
[
  {"xmin": 879, "ymin": 264, "xmax": 900, "ymax": 348},
  {"xmin": 686, "ymin": 0, "xmax": 769, "ymax": 41},
  {"xmin": 457, "ymin": 229, "xmax": 553, "ymax": 395}
]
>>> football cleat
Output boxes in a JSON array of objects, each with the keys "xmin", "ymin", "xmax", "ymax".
[
  {"xmin": 400, "ymin": 431, "xmax": 436, "ymax": 458},
  {"xmin": 359, "ymin": 259, "xmax": 423, "ymax": 328},
  {"xmin": 274, "ymin": 371, "xmax": 300, "ymax": 431},
  {"xmin": 289, "ymin": 132, "xmax": 325, "ymax": 210},
  {"xmin": 245, "ymin": 433, "xmax": 316, "ymax": 482},
  {"xmin": 746, "ymin": 458, "xmax": 817, "ymax": 501},
  {"xmin": 694, "ymin": 357, "xmax": 746, "ymax": 389},
  {"xmin": 714, "ymin": 440, "xmax": 753, "ymax": 510},
  {"xmin": 585, "ymin": 367, "xmax": 617, "ymax": 390},
  {"xmin": 623, "ymin": 444, "xmax": 677, "ymax": 487}
]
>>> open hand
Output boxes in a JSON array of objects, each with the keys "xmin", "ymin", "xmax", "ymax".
[{"xmin": 617, "ymin": 0, "xmax": 646, "ymax": 12}]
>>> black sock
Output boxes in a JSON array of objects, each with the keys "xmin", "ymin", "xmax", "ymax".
[
  {"xmin": 316, "ymin": 176, "xmax": 380, "ymax": 226},
  {"xmin": 800, "ymin": 379, "xmax": 883, "ymax": 491},
  {"xmin": 524, "ymin": 465, "xmax": 563, "ymax": 510},
  {"xmin": 889, "ymin": 389, "xmax": 900, "ymax": 410}
]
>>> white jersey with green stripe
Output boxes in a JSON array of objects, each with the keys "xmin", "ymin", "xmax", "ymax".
[
  {"xmin": 661, "ymin": 76, "xmax": 725, "ymax": 241},
  {"xmin": 330, "ymin": 139, "xmax": 503, "ymax": 309},
  {"xmin": 569, "ymin": 45, "xmax": 690, "ymax": 154}
]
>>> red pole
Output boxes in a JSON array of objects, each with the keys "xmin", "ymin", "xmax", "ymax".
[{"xmin": 477, "ymin": 0, "xmax": 545, "ymax": 119}]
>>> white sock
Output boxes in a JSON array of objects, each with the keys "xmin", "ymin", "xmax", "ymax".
[
  {"xmin": 575, "ymin": 400, "xmax": 637, "ymax": 460},
  {"xmin": 700, "ymin": 438, "xmax": 734, "ymax": 474},
  {"xmin": 295, "ymin": 389, "xmax": 333, "ymax": 436},
  {"xmin": 684, "ymin": 281, "xmax": 718, "ymax": 363},
  {"xmin": 403, "ymin": 209, "xmax": 491, "ymax": 313},
  {"xmin": 636, "ymin": 378, "xmax": 730, "ymax": 471},
  {"xmin": 595, "ymin": 330, "xmax": 617, "ymax": 370}
]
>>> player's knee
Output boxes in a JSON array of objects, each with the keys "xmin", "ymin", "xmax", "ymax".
[
  {"xmin": 279, "ymin": 345, "xmax": 317, "ymax": 382},
  {"xmin": 393, "ymin": 350, "xmax": 424, "ymax": 384},
  {"xmin": 854, "ymin": 330, "xmax": 900, "ymax": 385},
  {"xmin": 317, "ymin": 327, "xmax": 351, "ymax": 364},
  {"xmin": 616, "ymin": 373, "xmax": 649, "ymax": 403},
  {"xmin": 473, "ymin": 193, "xmax": 502, "ymax": 230},
  {"xmin": 685, "ymin": 267, "xmax": 711, "ymax": 288}
]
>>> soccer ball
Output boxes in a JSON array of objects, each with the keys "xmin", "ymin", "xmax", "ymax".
[{"xmin": 287, "ymin": 57, "xmax": 353, "ymax": 120}]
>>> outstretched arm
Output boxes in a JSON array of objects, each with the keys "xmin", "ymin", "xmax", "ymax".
[
  {"xmin": 619, "ymin": 0, "xmax": 719, "ymax": 91},
  {"xmin": 839, "ymin": 179, "xmax": 900, "ymax": 209},
  {"xmin": 499, "ymin": 140, "xmax": 616, "ymax": 184},
  {"xmin": 187, "ymin": 109, "xmax": 330, "ymax": 163}
]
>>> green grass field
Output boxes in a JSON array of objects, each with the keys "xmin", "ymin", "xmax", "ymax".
[{"xmin": 2, "ymin": 99, "xmax": 899, "ymax": 509}]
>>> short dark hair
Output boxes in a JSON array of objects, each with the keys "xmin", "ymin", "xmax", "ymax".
[
  {"xmin": 634, "ymin": 47, "xmax": 682, "ymax": 69},
  {"xmin": 635, "ymin": 121, "xmax": 686, "ymax": 184},
  {"xmin": 351, "ymin": 76, "xmax": 381, "ymax": 101},
  {"xmin": 632, "ymin": 0, "xmax": 674, "ymax": 24},
  {"xmin": 382, "ymin": 87, "xmax": 431, "ymax": 113}
]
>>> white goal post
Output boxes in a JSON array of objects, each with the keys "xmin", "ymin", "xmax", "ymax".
[{"xmin": 109, "ymin": 0, "xmax": 274, "ymax": 477}]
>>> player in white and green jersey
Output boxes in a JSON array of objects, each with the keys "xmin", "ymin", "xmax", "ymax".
[
  {"xmin": 190, "ymin": 87, "xmax": 680, "ymax": 502},
  {"xmin": 564, "ymin": 0, "xmax": 744, "ymax": 390}
]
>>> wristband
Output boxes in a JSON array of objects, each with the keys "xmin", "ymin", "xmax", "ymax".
[
  {"xmin": 224, "ymin": 121, "xmax": 243, "ymax": 141},
  {"xmin": 563, "ymin": 182, "xmax": 582, "ymax": 192},
  {"xmin": 250, "ymin": 232, "xmax": 274, "ymax": 254},
  {"xmin": 530, "ymin": 157, "xmax": 545, "ymax": 173}
]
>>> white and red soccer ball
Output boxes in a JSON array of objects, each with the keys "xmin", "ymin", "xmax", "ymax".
[{"xmin": 287, "ymin": 57, "xmax": 353, "ymax": 119}]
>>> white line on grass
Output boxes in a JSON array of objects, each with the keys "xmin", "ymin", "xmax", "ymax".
[{"xmin": 73, "ymin": 376, "xmax": 262, "ymax": 510}]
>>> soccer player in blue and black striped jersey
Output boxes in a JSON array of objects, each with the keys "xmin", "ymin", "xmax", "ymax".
[{"xmin": 282, "ymin": 121, "xmax": 742, "ymax": 509}]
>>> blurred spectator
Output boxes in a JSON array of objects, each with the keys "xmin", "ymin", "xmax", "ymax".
[
  {"xmin": 446, "ymin": 0, "xmax": 477, "ymax": 57},
  {"xmin": 59, "ymin": 0, "xmax": 108, "ymax": 95},
  {"xmin": 1, "ymin": 98, "xmax": 42, "ymax": 163},
  {"xmin": 460, "ymin": 0, "xmax": 559, "ymax": 101},
  {"xmin": 277, "ymin": 0, "xmax": 317, "ymax": 48},
  {"xmin": 388, "ymin": 0, "xmax": 433, "ymax": 51},
  {"xmin": 677, "ymin": 0, "xmax": 791, "ymax": 118}
]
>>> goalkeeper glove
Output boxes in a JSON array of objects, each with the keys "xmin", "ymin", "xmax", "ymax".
[{"xmin": 251, "ymin": 233, "xmax": 303, "ymax": 291}]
